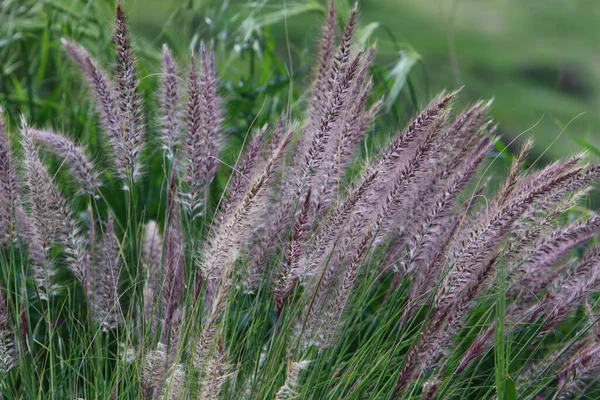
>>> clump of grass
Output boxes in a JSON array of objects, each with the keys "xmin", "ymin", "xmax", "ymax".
[{"xmin": 1, "ymin": 2, "xmax": 599, "ymax": 399}]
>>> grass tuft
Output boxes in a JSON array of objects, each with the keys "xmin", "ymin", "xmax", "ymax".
[{"xmin": 0, "ymin": 2, "xmax": 599, "ymax": 399}]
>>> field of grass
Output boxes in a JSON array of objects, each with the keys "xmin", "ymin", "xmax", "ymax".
[
  {"xmin": 1, "ymin": 1, "xmax": 600, "ymax": 399},
  {"xmin": 370, "ymin": 0, "xmax": 600, "ymax": 152},
  {"xmin": 3, "ymin": 0, "xmax": 600, "ymax": 160}
]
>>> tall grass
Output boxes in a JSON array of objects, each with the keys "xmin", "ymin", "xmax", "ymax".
[{"xmin": 1, "ymin": 2, "xmax": 600, "ymax": 399}]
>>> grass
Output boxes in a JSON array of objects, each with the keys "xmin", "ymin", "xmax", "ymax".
[
  {"xmin": 1, "ymin": 1, "xmax": 600, "ymax": 399},
  {"xmin": 4, "ymin": 0, "xmax": 599, "ymax": 161}
]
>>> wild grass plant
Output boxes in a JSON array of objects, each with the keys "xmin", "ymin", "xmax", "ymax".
[{"xmin": 1, "ymin": 2, "xmax": 600, "ymax": 399}]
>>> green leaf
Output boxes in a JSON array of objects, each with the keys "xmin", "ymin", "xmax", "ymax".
[
  {"xmin": 356, "ymin": 22, "xmax": 380, "ymax": 45},
  {"xmin": 0, "ymin": 33, "xmax": 23, "ymax": 48},
  {"xmin": 240, "ymin": 1, "xmax": 324, "ymax": 42},
  {"xmin": 334, "ymin": 0, "xmax": 352, "ymax": 23},
  {"xmin": 504, "ymin": 378, "xmax": 517, "ymax": 400},
  {"xmin": 495, "ymin": 256, "xmax": 507, "ymax": 400},
  {"xmin": 383, "ymin": 51, "xmax": 420, "ymax": 112},
  {"xmin": 574, "ymin": 137, "xmax": 600, "ymax": 158},
  {"xmin": 36, "ymin": 26, "xmax": 51, "ymax": 84}
]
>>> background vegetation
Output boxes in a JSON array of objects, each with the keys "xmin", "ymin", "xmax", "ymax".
[{"xmin": 2, "ymin": 0, "xmax": 600, "ymax": 162}]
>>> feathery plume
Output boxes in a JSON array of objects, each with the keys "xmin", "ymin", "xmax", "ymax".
[
  {"xmin": 306, "ymin": 215, "xmax": 367, "ymax": 339},
  {"xmin": 60, "ymin": 39, "xmax": 127, "ymax": 174},
  {"xmin": 515, "ymin": 214, "xmax": 600, "ymax": 298},
  {"xmin": 115, "ymin": 3, "xmax": 145, "ymax": 181},
  {"xmin": 181, "ymin": 42, "xmax": 222, "ymax": 218},
  {"xmin": 421, "ymin": 379, "xmax": 440, "ymax": 400},
  {"xmin": 162, "ymin": 175, "xmax": 185, "ymax": 354},
  {"xmin": 162, "ymin": 364, "xmax": 186, "ymax": 400},
  {"xmin": 198, "ymin": 41, "xmax": 222, "ymax": 196},
  {"xmin": 194, "ymin": 126, "xmax": 294, "ymax": 368},
  {"xmin": 221, "ymin": 126, "xmax": 267, "ymax": 220},
  {"xmin": 199, "ymin": 125, "xmax": 294, "ymax": 286},
  {"xmin": 297, "ymin": 49, "xmax": 361, "ymax": 197},
  {"xmin": 377, "ymin": 90, "xmax": 459, "ymax": 169},
  {"xmin": 284, "ymin": 9, "xmax": 362, "ymax": 217},
  {"xmin": 142, "ymin": 221, "xmax": 162, "ymax": 326},
  {"xmin": 141, "ymin": 343, "xmax": 168, "ymax": 391},
  {"xmin": 459, "ymin": 221, "xmax": 600, "ymax": 376},
  {"xmin": 62, "ymin": 209, "xmax": 91, "ymax": 284},
  {"xmin": 275, "ymin": 360, "xmax": 311, "ymax": 400},
  {"xmin": 182, "ymin": 55, "xmax": 204, "ymax": 215},
  {"xmin": 198, "ymin": 342, "xmax": 229, "ymax": 400},
  {"xmin": 0, "ymin": 285, "xmax": 15, "ymax": 376},
  {"xmin": 321, "ymin": 222, "xmax": 373, "ymax": 347},
  {"xmin": 535, "ymin": 243, "xmax": 600, "ymax": 331},
  {"xmin": 298, "ymin": 168, "xmax": 377, "ymax": 280},
  {"xmin": 160, "ymin": 45, "xmax": 181, "ymax": 156},
  {"xmin": 554, "ymin": 341, "xmax": 600, "ymax": 398},
  {"xmin": 20, "ymin": 118, "xmax": 65, "ymax": 295},
  {"xmin": 504, "ymin": 188, "xmax": 588, "ymax": 266},
  {"xmin": 93, "ymin": 216, "xmax": 123, "ymax": 331},
  {"xmin": 275, "ymin": 187, "xmax": 312, "ymax": 316},
  {"xmin": 0, "ymin": 107, "xmax": 19, "ymax": 246},
  {"xmin": 496, "ymin": 139, "xmax": 533, "ymax": 205},
  {"xmin": 306, "ymin": 0, "xmax": 336, "ymax": 128},
  {"xmin": 32, "ymin": 128, "xmax": 101, "ymax": 195},
  {"xmin": 311, "ymin": 52, "xmax": 376, "ymax": 215},
  {"xmin": 405, "ymin": 136, "xmax": 492, "ymax": 307}
]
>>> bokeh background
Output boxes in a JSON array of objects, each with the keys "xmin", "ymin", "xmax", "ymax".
[{"xmin": 2, "ymin": 0, "xmax": 600, "ymax": 163}]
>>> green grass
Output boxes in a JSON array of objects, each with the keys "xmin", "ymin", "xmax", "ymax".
[{"xmin": 1, "ymin": 1, "xmax": 600, "ymax": 399}]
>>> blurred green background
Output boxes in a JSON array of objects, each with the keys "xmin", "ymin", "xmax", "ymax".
[
  {"xmin": 1, "ymin": 0, "xmax": 600, "ymax": 162},
  {"xmin": 122, "ymin": 0, "xmax": 600, "ymax": 159}
]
